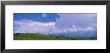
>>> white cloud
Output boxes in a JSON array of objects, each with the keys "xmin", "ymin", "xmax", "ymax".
[
  {"xmin": 14, "ymin": 20, "xmax": 55, "ymax": 34},
  {"xmin": 14, "ymin": 20, "xmax": 96, "ymax": 35},
  {"xmin": 42, "ymin": 13, "xmax": 47, "ymax": 18}
]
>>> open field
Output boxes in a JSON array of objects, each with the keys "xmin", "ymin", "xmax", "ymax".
[{"xmin": 14, "ymin": 33, "xmax": 96, "ymax": 40}]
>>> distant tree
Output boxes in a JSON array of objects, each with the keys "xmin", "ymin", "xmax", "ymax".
[{"xmin": 15, "ymin": 33, "xmax": 20, "ymax": 35}]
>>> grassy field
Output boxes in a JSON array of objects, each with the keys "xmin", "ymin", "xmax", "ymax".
[{"xmin": 14, "ymin": 33, "xmax": 96, "ymax": 40}]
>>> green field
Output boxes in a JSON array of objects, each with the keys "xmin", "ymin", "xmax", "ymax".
[{"xmin": 14, "ymin": 33, "xmax": 96, "ymax": 40}]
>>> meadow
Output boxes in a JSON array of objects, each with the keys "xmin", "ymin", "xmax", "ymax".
[{"xmin": 14, "ymin": 33, "xmax": 96, "ymax": 40}]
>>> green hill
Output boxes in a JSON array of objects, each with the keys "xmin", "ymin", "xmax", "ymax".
[{"xmin": 14, "ymin": 33, "xmax": 96, "ymax": 40}]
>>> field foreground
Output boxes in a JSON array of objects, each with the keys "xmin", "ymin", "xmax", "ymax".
[{"xmin": 14, "ymin": 33, "xmax": 96, "ymax": 40}]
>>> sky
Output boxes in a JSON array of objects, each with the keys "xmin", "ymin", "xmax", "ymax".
[
  {"xmin": 14, "ymin": 13, "xmax": 60, "ymax": 22},
  {"xmin": 14, "ymin": 13, "xmax": 97, "ymax": 37}
]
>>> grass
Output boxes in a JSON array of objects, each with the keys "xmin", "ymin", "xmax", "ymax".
[{"xmin": 14, "ymin": 33, "xmax": 97, "ymax": 40}]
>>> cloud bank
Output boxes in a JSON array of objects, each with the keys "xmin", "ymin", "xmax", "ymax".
[{"xmin": 14, "ymin": 20, "xmax": 96, "ymax": 35}]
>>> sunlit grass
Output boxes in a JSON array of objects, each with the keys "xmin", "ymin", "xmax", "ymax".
[{"xmin": 14, "ymin": 33, "xmax": 97, "ymax": 40}]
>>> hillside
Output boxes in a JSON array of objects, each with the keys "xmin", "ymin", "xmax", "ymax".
[{"xmin": 14, "ymin": 33, "xmax": 97, "ymax": 40}]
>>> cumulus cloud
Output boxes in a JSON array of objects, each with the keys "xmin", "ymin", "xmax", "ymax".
[
  {"xmin": 14, "ymin": 20, "xmax": 55, "ymax": 34},
  {"xmin": 42, "ymin": 13, "xmax": 47, "ymax": 17},
  {"xmin": 56, "ymin": 13, "xmax": 97, "ymax": 28},
  {"xmin": 14, "ymin": 20, "xmax": 96, "ymax": 35}
]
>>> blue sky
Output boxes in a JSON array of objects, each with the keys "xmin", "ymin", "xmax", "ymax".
[
  {"xmin": 14, "ymin": 13, "xmax": 60, "ymax": 22},
  {"xmin": 14, "ymin": 13, "xmax": 97, "ymax": 37}
]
